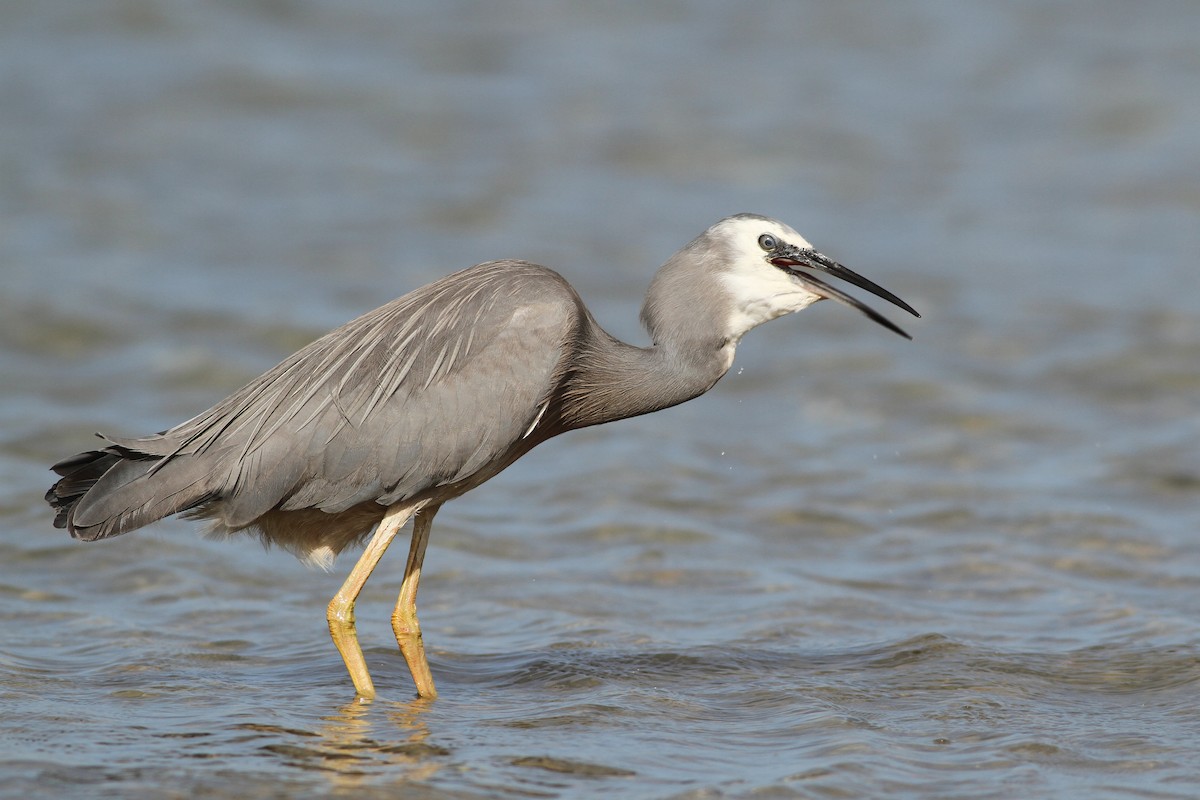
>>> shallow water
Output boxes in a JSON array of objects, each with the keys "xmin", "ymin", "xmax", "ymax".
[{"xmin": 3, "ymin": 2, "xmax": 1200, "ymax": 798}]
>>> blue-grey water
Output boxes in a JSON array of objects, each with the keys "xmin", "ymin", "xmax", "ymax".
[{"xmin": 3, "ymin": 2, "xmax": 1199, "ymax": 798}]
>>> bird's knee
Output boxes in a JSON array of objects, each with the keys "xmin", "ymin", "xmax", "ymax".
[
  {"xmin": 327, "ymin": 593, "xmax": 355, "ymax": 630},
  {"xmin": 391, "ymin": 609, "xmax": 421, "ymax": 639}
]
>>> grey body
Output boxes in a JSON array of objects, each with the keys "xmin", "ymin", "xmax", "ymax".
[
  {"xmin": 46, "ymin": 213, "xmax": 917, "ymax": 697},
  {"xmin": 49, "ymin": 260, "xmax": 719, "ymax": 561}
]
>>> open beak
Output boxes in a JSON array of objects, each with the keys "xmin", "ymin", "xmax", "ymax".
[{"xmin": 769, "ymin": 245, "xmax": 920, "ymax": 339}]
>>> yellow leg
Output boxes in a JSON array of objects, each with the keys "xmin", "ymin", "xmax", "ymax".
[
  {"xmin": 391, "ymin": 503, "xmax": 441, "ymax": 699},
  {"xmin": 327, "ymin": 501, "xmax": 421, "ymax": 699}
]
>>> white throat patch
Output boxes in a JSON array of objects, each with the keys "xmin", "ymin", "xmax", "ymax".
[{"xmin": 719, "ymin": 272, "xmax": 823, "ymax": 344}]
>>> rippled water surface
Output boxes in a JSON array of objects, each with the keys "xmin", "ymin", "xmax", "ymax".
[{"xmin": 3, "ymin": 2, "xmax": 1199, "ymax": 798}]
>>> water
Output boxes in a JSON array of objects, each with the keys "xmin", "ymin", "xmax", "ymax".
[{"xmin": 3, "ymin": 1, "xmax": 1199, "ymax": 797}]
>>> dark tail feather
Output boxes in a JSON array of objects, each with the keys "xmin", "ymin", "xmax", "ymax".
[
  {"xmin": 46, "ymin": 446, "xmax": 214, "ymax": 541},
  {"xmin": 46, "ymin": 449, "xmax": 126, "ymax": 537}
]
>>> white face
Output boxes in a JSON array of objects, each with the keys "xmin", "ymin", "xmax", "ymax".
[{"xmin": 714, "ymin": 215, "xmax": 824, "ymax": 344}]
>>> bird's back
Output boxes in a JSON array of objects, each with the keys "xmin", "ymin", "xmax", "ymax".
[{"xmin": 48, "ymin": 261, "xmax": 585, "ymax": 561}]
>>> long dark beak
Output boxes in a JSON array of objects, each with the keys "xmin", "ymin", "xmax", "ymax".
[{"xmin": 769, "ymin": 245, "xmax": 920, "ymax": 339}]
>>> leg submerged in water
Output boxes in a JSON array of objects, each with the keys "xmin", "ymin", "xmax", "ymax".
[
  {"xmin": 326, "ymin": 501, "xmax": 423, "ymax": 699},
  {"xmin": 391, "ymin": 504, "xmax": 441, "ymax": 699}
]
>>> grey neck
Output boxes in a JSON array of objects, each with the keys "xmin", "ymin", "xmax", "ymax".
[{"xmin": 555, "ymin": 319, "xmax": 730, "ymax": 431}]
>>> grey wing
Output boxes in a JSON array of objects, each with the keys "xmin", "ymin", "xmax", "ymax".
[{"xmin": 74, "ymin": 262, "xmax": 580, "ymax": 534}]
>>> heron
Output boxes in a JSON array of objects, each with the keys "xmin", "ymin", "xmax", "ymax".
[{"xmin": 46, "ymin": 213, "xmax": 919, "ymax": 699}]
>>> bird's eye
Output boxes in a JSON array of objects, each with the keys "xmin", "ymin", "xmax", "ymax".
[{"xmin": 758, "ymin": 234, "xmax": 778, "ymax": 251}]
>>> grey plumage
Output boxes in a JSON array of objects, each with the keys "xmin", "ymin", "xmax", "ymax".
[
  {"xmin": 52, "ymin": 262, "xmax": 578, "ymax": 558},
  {"xmin": 46, "ymin": 213, "xmax": 919, "ymax": 698}
]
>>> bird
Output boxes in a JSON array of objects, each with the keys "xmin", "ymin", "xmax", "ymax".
[{"xmin": 46, "ymin": 213, "xmax": 919, "ymax": 700}]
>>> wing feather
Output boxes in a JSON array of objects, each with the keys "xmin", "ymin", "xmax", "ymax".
[
  {"xmin": 62, "ymin": 260, "xmax": 584, "ymax": 539},
  {"xmin": 205, "ymin": 261, "xmax": 578, "ymax": 525}
]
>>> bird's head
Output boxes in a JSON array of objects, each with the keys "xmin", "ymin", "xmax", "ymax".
[{"xmin": 709, "ymin": 213, "xmax": 920, "ymax": 343}]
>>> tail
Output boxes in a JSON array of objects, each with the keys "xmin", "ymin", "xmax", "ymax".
[{"xmin": 46, "ymin": 442, "xmax": 215, "ymax": 541}]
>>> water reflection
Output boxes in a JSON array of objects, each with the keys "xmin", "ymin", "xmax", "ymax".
[{"xmin": 239, "ymin": 697, "xmax": 448, "ymax": 789}]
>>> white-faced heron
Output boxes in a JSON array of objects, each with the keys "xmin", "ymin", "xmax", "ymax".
[{"xmin": 47, "ymin": 213, "xmax": 919, "ymax": 699}]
